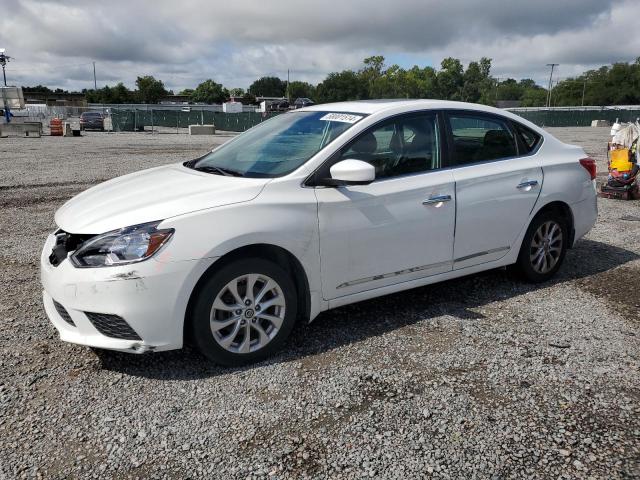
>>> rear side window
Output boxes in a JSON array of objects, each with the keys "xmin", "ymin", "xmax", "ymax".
[
  {"xmin": 513, "ymin": 122, "xmax": 541, "ymax": 154},
  {"xmin": 447, "ymin": 113, "xmax": 517, "ymax": 166}
]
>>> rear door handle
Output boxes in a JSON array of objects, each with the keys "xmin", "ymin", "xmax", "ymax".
[
  {"xmin": 422, "ymin": 194, "xmax": 452, "ymax": 206},
  {"xmin": 516, "ymin": 180, "xmax": 539, "ymax": 190}
]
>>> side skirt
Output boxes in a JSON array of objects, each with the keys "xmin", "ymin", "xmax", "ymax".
[{"xmin": 326, "ymin": 253, "xmax": 518, "ymax": 310}]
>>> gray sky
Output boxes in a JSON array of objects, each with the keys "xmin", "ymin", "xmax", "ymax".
[{"xmin": 1, "ymin": 0, "xmax": 638, "ymax": 92}]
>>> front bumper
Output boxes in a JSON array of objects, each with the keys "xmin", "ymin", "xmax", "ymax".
[
  {"xmin": 80, "ymin": 121, "xmax": 103, "ymax": 129},
  {"xmin": 40, "ymin": 233, "xmax": 215, "ymax": 353}
]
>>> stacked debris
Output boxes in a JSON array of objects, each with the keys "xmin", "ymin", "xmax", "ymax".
[{"xmin": 600, "ymin": 120, "xmax": 640, "ymax": 200}]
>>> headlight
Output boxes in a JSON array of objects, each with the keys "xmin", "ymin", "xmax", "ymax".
[{"xmin": 70, "ymin": 221, "xmax": 174, "ymax": 268}]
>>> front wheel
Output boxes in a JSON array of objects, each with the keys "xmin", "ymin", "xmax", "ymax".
[
  {"xmin": 190, "ymin": 258, "xmax": 297, "ymax": 366},
  {"xmin": 513, "ymin": 212, "xmax": 568, "ymax": 283}
]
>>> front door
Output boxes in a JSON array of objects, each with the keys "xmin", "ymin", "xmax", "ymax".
[{"xmin": 315, "ymin": 111, "xmax": 456, "ymax": 300}]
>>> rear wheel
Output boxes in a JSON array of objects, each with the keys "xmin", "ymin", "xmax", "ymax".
[
  {"xmin": 514, "ymin": 212, "xmax": 568, "ymax": 283},
  {"xmin": 190, "ymin": 258, "xmax": 297, "ymax": 366}
]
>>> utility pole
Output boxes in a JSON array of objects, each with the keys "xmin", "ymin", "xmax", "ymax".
[
  {"xmin": 287, "ymin": 69, "xmax": 290, "ymax": 103},
  {"xmin": 581, "ymin": 79, "xmax": 586, "ymax": 107},
  {"xmin": 546, "ymin": 63, "xmax": 558, "ymax": 108},
  {"xmin": 550, "ymin": 79, "xmax": 562, "ymax": 107},
  {"xmin": 93, "ymin": 61, "xmax": 97, "ymax": 90}
]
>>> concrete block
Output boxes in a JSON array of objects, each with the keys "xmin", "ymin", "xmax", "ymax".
[
  {"xmin": 0, "ymin": 122, "xmax": 42, "ymax": 137},
  {"xmin": 591, "ymin": 120, "xmax": 610, "ymax": 127},
  {"xmin": 223, "ymin": 102, "xmax": 242, "ymax": 113},
  {"xmin": 189, "ymin": 124, "xmax": 216, "ymax": 135},
  {"xmin": 63, "ymin": 122, "xmax": 81, "ymax": 137}
]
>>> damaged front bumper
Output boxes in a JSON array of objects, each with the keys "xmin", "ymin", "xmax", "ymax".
[{"xmin": 40, "ymin": 232, "xmax": 212, "ymax": 353}]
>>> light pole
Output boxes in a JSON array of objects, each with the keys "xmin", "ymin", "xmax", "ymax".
[
  {"xmin": 286, "ymin": 69, "xmax": 290, "ymax": 103},
  {"xmin": 0, "ymin": 48, "xmax": 12, "ymax": 123},
  {"xmin": 0, "ymin": 48, "xmax": 11, "ymax": 87},
  {"xmin": 546, "ymin": 63, "xmax": 558, "ymax": 108}
]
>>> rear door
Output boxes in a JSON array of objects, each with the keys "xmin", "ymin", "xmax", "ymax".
[{"xmin": 444, "ymin": 110, "xmax": 543, "ymax": 269}]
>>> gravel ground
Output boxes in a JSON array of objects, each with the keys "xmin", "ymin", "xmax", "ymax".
[{"xmin": 0, "ymin": 128, "xmax": 638, "ymax": 479}]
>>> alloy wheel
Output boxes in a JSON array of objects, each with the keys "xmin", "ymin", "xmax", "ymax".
[
  {"xmin": 529, "ymin": 220, "xmax": 563, "ymax": 274},
  {"xmin": 209, "ymin": 274, "xmax": 286, "ymax": 354}
]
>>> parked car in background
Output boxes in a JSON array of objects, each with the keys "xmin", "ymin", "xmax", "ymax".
[
  {"xmin": 41, "ymin": 100, "xmax": 597, "ymax": 366},
  {"xmin": 79, "ymin": 111, "xmax": 105, "ymax": 131},
  {"xmin": 268, "ymin": 99, "xmax": 290, "ymax": 112},
  {"xmin": 294, "ymin": 97, "xmax": 315, "ymax": 109}
]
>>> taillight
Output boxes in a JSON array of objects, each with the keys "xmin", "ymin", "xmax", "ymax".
[{"xmin": 579, "ymin": 157, "xmax": 596, "ymax": 180}]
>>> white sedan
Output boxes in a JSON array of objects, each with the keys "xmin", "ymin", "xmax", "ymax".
[{"xmin": 41, "ymin": 100, "xmax": 597, "ymax": 365}]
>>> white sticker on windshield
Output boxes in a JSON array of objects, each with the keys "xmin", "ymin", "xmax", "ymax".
[{"xmin": 320, "ymin": 113, "xmax": 363, "ymax": 124}]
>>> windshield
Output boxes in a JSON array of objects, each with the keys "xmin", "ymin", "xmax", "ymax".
[{"xmin": 186, "ymin": 111, "xmax": 366, "ymax": 178}]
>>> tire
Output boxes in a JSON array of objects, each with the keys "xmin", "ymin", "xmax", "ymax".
[
  {"xmin": 514, "ymin": 211, "xmax": 568, "ymax": 283},
  {"xmin": 190, "ymin": 258, "xmax": 297, "ymax": 366}
]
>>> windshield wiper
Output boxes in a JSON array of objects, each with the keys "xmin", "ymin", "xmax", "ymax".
[{"xmin": 193, "ymin": 165, "xmax": 244, "ymax": 177}]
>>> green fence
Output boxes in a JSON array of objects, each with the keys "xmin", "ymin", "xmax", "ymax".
[
  {"xmin": 508, "ymin": 108, "xmax": 640, "ymax": 127},
  {"xmin": 110, "ymin": 106, "xmax": 640, "ymax": 131},
  {"xmin": 110, "ymin": 109, "xmax": 281, "ymax": 132}
]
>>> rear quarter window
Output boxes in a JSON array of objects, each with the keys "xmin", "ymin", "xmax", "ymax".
[{"xmin": 512, "ymin": 122, "xmax": 542, "ymax": 154}]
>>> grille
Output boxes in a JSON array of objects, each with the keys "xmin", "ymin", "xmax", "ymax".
[
  {"xmin": 84, "ymin": 312, "xmax": 142, "ymax": 341},
  {"xmin": 53, "ymin": 300, "xmax": 75, "ymax": 326}
]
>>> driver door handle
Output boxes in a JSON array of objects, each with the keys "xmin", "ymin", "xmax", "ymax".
[{"xmin": 422, "ymin": 194, "xmax": 452, "ymax": 206}]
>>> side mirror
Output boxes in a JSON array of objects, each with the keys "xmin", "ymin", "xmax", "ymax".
[{"xmin": 326, "ymin": 159, "xmax": 375, "ymax": 186}]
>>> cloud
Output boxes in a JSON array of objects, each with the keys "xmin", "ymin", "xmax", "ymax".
[{"xmin": 0, "ymin": 0, "xmax": 636, "ymax": 92}]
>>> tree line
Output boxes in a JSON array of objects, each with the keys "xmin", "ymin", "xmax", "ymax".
[{"xmin": 22, "ymin": 56, "xmax": 640, "ymax": 107}]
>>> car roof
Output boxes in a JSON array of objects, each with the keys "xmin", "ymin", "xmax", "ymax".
[
  {"xmin": 299, "ymin": 99, "xmax": 507, "ymax": 115},
  {"xmin": 297, "ymin": 99, "xmax": 545, "ymax": 135}
]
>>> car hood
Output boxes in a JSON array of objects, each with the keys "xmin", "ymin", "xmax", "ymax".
[{"xmin": 55, "ymin": 163, "xmax": 270, "ymax": 234}]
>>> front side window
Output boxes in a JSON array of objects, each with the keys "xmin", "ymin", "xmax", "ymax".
[
  {"xmin": 336, "ymin": 113, "xmax": 441, "ymax": 180},
  {"xmin": 188, "ymin": 111, "xmax": 365, "ymax": 178},
  {"xmin": 448, "ymin": 113, "xmax": 517, "ymax": 165}
]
